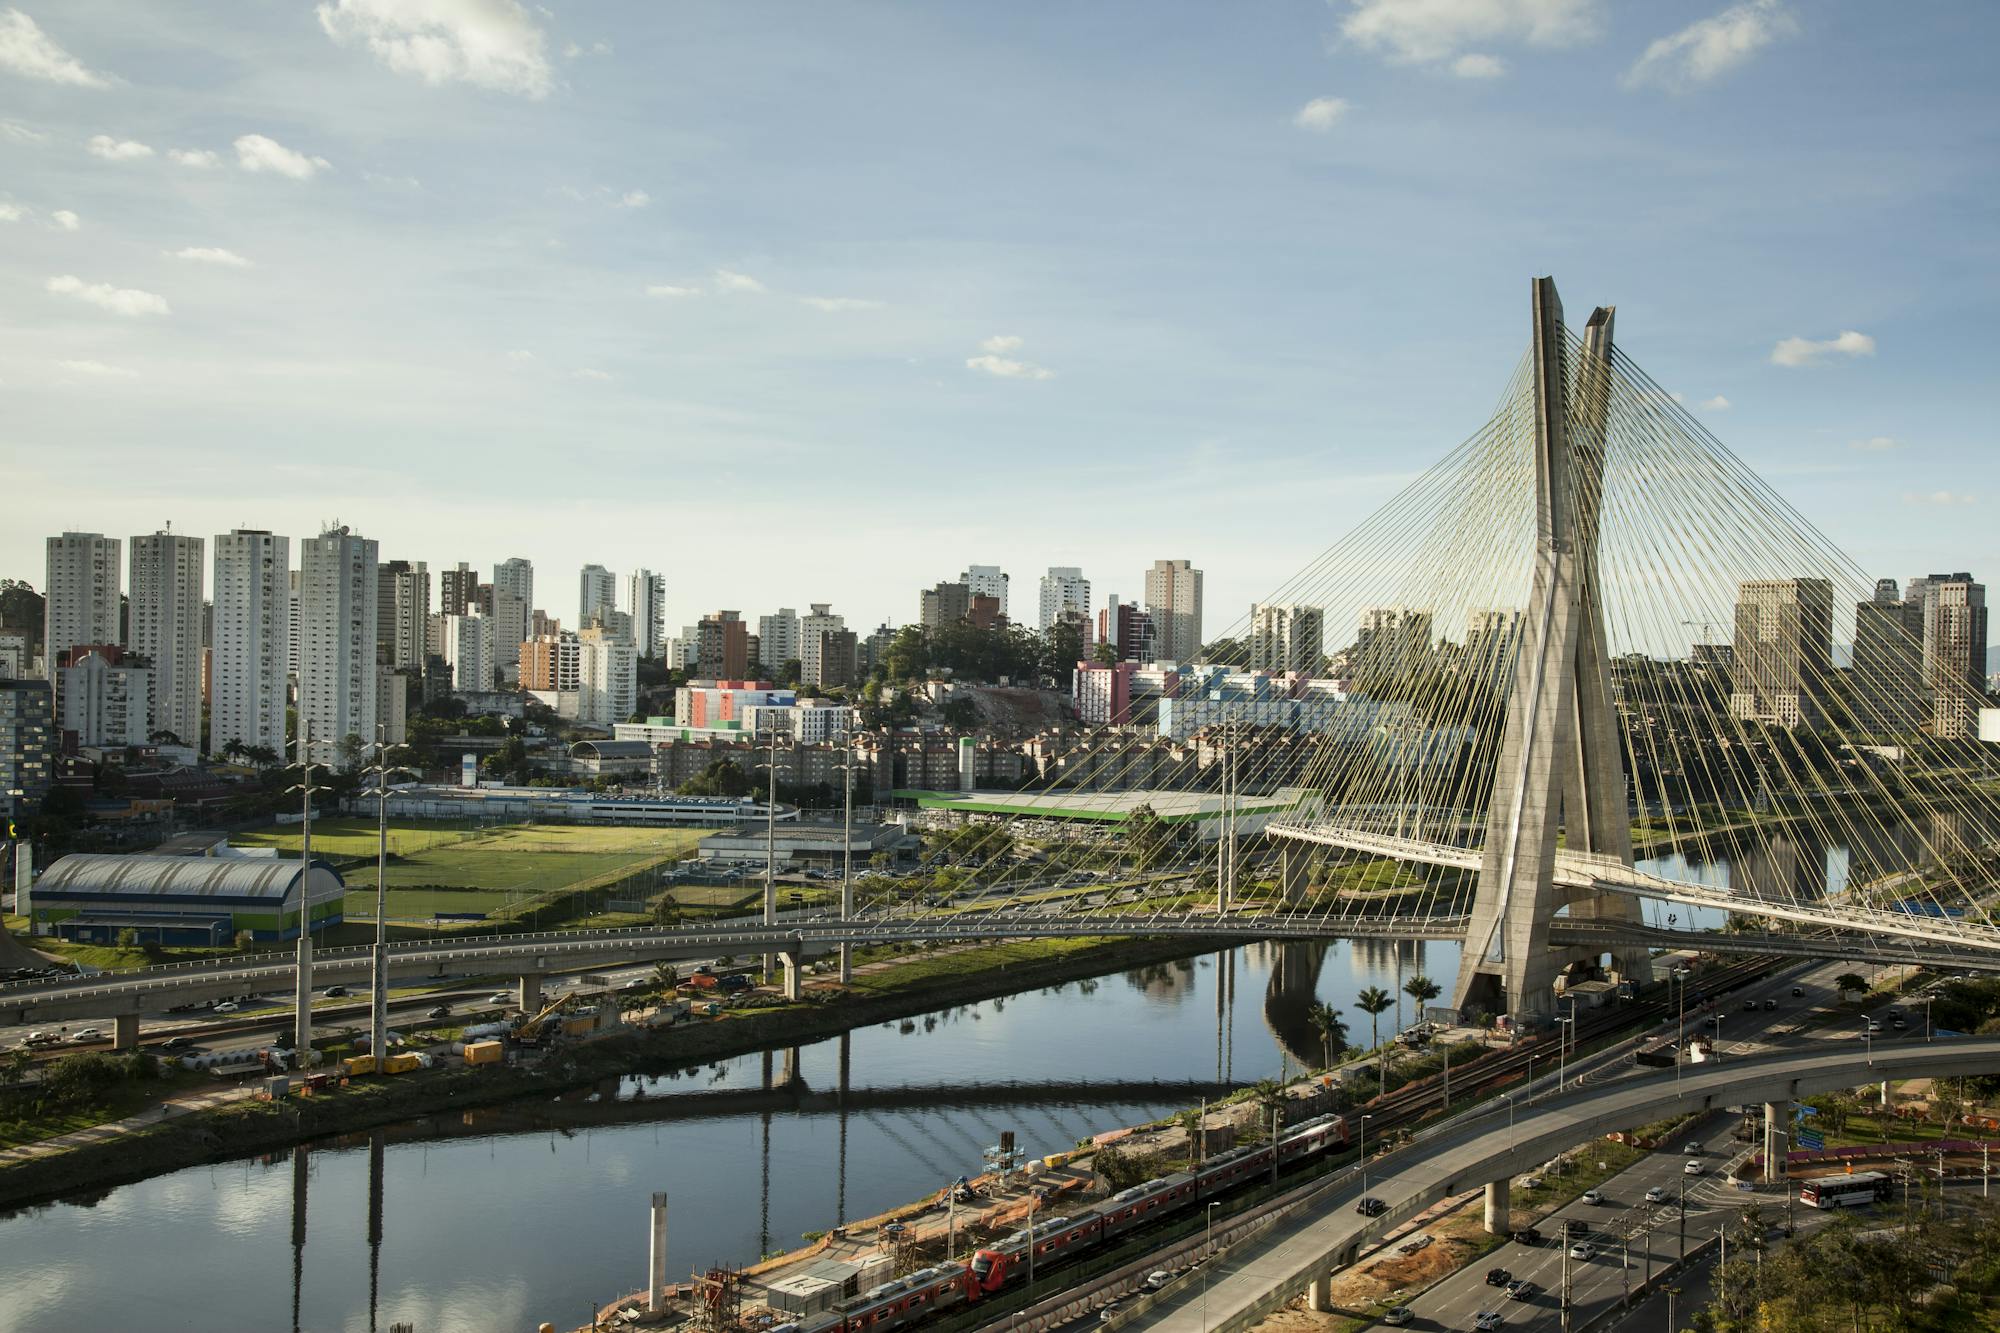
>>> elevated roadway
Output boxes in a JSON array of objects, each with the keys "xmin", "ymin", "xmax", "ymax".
[{"xmin": 1108, "ymin": 1038, "xmax": 2000, "ymax": 1333}]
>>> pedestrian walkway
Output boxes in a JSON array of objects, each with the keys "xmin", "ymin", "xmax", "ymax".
[{"xmin": 0, "ymin": 1081, "xmax": 262, "ymax": 1168}]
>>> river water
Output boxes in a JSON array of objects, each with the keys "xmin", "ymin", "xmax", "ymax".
[{"xmin": 0, "ymin": 937, "xmax": 1459, "ymax": 1333}]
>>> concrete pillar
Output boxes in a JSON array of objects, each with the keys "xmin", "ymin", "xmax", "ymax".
[
  {"xmin": 1763, "ymin": 1102, "xmax": 1781, "ymax": 1182},
  {"xmin": 1307, "ymin": 1274, "xmax": 1333, "ymax": 1313},
  {"xmin": 114, "ymin": 1010, "xmax": 140, "ymax": 1051},
  {"xmin": 1484, "ymin": 1178, "xmax": 1511, "ymax": 1234},
  {"xmin": 1281, "ymin": 845, "xmax": 1308, "ymax": 906},
  {"xmin": 781, "ymin": 951, "xmax": 803, "ymax": 1002},
  {"xmin": 518, "ymin": 974, "xmax": 543, "ymax": 1012},
  {"xmin": 294, "ymin": 921, "xmax": 314, "ymax": 1057},
  {"xmin": 647, "ymin": 1191, "xmax": 668, "ymax": 1314}
]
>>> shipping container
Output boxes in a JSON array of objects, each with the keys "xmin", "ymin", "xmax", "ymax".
[
  {"xmin": 382, "ymin": 1052, "xmax": 422, "ymax": 1074},
  {"xmin": 463, "ymin": 1041, "xmax": 504, "ymax": 1066}
]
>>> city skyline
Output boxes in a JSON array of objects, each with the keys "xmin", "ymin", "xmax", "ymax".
[{"xmin": 4, "ymin": 3, "xmax": 1995, "ymax": 632}]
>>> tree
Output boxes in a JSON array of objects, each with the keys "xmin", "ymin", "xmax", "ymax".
[
  {"xmin": 148, "ymin": 728, "xmax": 182, "ymax": 746},
  {"xmin": 1356, "ymin": 985, "xmax": 1395, "ymax": 1092},
  {"xmin": 1091, "ymin": 641, "xmax": 1119, "ymax": 666},
  {"xmin": 1177, "ymin": 1108, "xmax": 1205, "ymax": 1165},
  {"xmin": 1834, "ymin": 973, "xmax": 1868, "ymax": 998},
  {"xmin": 1307, "ymin": 1003, "xmax": 1348, "ymax": 1069},
  {"xmin": 1123, "ymin": 804, "xmax": 1171, "ymax": 872},
  {"xmin": 1404, "ymin": 974, "xmax": 1442, "ymax": 1019},
  {"xmin": 1251, "ymin": 1078, "xmax": 1288, "ymax": 1136},
  {"xmin": 678, "ymin": 759, "xmax": 751, "ymax": 798},
  {"xmin": 116, "ymin": 927, "xmax": 140, "ymax": 950}
]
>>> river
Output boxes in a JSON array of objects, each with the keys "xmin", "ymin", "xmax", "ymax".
[{"xmin": 0, "ymin": 937, "xmax": 1458, "ymax": 1333}]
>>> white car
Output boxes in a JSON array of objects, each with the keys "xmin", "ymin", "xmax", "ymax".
[
  {"xmin": 1474, "ymin": 1312, "xmax": 1505, "ymax": 1331},
  {"xmin": 213, "ymin": 1001, "xmax": 240, "ymax": 1013},
  {"xmin": 1581, "ymin": 1188, "xmax": 1606, "ymax": 1205},
  {"xmin": 70, "ymin": 1027, "xmax": 104, "ymax": 1043},
  {"xmin": 1568, "ymin": 1242, "xmax": 1596, "ymax": 1260},
  {"xmin": 1381, "ymin": 1309, "xmax": 1413, "ymax": 1327},
  {"xmin": 488, "ymin": 992, "xmax": 514, "ymax": 1005},
  {"xmin": 1517, "ymin": 1175, "xmax": 1543, "ymax": 1190},
  {"xmin": 1142, "ymin": 1271, "xmax": 1172, "ymax": 1292},
  {"xmin": 1645, "ymin": 1186, "xmax": 1669, "ymax": 1203},
  {"xmin": 1683, "ymin": 1160, "xmax": 1705, "ymax": 1176}
]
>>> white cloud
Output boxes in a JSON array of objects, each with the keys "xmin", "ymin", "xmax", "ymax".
[
  {"xmin": 1293, "ymin": 96, "xmax": 1350, "ymax": 131},
  {"xmin": 801, "ymin": 296, "xmax": 883, "ymax": 312},
  {"xmin": 168, "ymin": 148, "xmax": 222, "ymax": 169},
  {"xmin": 316, "ymin": 0, "xmax": 553, "ymax": 99},
  {"xmin": 966, "ymin": 335, "xmax": 1054, "ymax": 381},
  {"xmin": 1, "ymin": 120, "xmax": 48, "ymax": 143},
  {"xmin": 49, "ymin": 208, "xmax": 77, "ymax": 231},
  {"xmin": 170, "ymin": 246, "xmax": 251, "ymax": 267},
  {"xmin": 234, "ymin": 134, "xmax": 330, "ymax": 179},
  {"xmin": 1850, "ymin": 435, "xmax": 1902, "ymax": 452},
  {"xmin": 0, "ymin": 202, "xmax": 22, "ymax": 222},
  {"xmin": 644, "ymin": 284, "xmax": 700, "ymax": 299},
  {"xmin": 55, "ymin": 358, "xmax": 133, "ymax": 377},
  {"xmin": 506, "ymin": 349, "xmax": 535, "ymax": 361},
  {"xmin": 1700, "ymin": 395, "xmax": 1730, "ymax": 411},
  {"xmin": 0, "ymin": 8, "xmax": 111, "ymax": 87},
  {"xmin": 1451, "ymin": 53, "xmax": 1507, "ymax": 78},
  {"xmin": 1770, "ymin": 329, "xmax": 1874, "ymax": 368},
  {"xmin": 572, "ymin": 368, "xmax": 612, "ymax": 381},
  {"xmin": 1341, "ymin": 0, "xmax": 1601, "ymax": 65},
  {"xmin": 1903, "ymin": 490, "xmax": 1976, "ymax": 507},
  {"xmin": 1625, "ymin": 0, "xmax": 1797, "ymax": 90},
  {"xmin": 46, "ymin": 273, "xmax": 170, "ymax": 317},
  {"xmin": 617, "ymin": 189, "xmax": 649, "ymax": 208},
  {"xmin": 86, "ymin": 134, "xmax": 153, "ymax": 161},
  {"xmin": 713, "ymin": 269, "xmax": 767, "ymax": 295}
]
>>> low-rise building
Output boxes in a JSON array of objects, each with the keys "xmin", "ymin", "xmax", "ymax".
[
  {"xmin": 60, "ymin": 645, "xmax": 153, "ymax": 748},
  {"xmin": 695, "ymin": 821, "xmax": 906, "ymax": 868},
  {"xmin": 31, "ymin": 852, "xmax": 345, "ymax": 945}
]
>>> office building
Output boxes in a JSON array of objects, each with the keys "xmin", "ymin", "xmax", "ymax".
[
  {"xmin": 43, "ymin": 532, "xmax": 120, "ymax": 688},
  {"xmin": 697, "ymin": 611, "xmax": 749, "ymax": 680},
  {"xmin": 800, "ymin": 603, "xmax": 845, "ymax": 687},
  {"xmin": 920, "ymin": 581, "xmax": 971, "ymax": 632},
  {"xmin": 60, "ymin": 645, "xmax": 152, "ymax": 748},
  {"xmin": 758, "ymin": 609, "xmax": 801, "ymax": 673},
  {"xmin": 578, "ymin": 626, "xmax": 638, "ymax": 728},
  {"xmin": 1852, "ymin": 579, "xmax": 1926, "ymax": 734},
  {"xmin": 1729, "ymin": 578, "xmax": 1833, "ymax": 729},
  {"xmin": 1, "ymin": 677, "xmax": 55, "ymax": 814},
  {"xmin": 520, "ymin": 631, "xmax": 581, "ymax": 692},
  {"xmin": 377, "ymin": 559, "xmax": 430, "ymax": 669},
  {"xmin": 1039, "ymin": 567, "xmax": 1091, "ymax": 632},
  {"xmin": 1249, "ymin": 603, "xmax": 1325, "ymax": 675},
  {"xmin": 1920, "ymin": 572, "xmax": 1989, "ymax": 739},
  {"xmin": 579, "ymin": 564, "xmax": 617, "ymax": 629},
  {"xmin": 1097, "ymin": 596, "xmax": 1155, "ymax": 663},
  {"xmin": 1143, "ymin": 559, "xmax": 1203, "ymax": 662},
  {"xmin": 128, "ymin": 529, "xmax": 204, "ymax": 746},
  {"xmin": 962, "ymin": 565, "xmax": 1009, "ymax": 618},
  {"xmin": 442, "ymin": 612, "xmax": 494, "ymax": 692},
  {"xmin": 210, "ymin": 530, "xmax": 291, "ymax": 755},
  {"xmin": 299, "ymin": 526, "xmax": 380, "ymax": 763},
  {"xmin": 629, "ymin": 568, "xmax": 665, "ymax": 659}
]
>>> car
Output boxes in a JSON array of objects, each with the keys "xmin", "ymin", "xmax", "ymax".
[
  {"xmin": 1356, "ymin": 1197, "xmax": 1388, "ymax": 1217},
  {"xmin": 322, "ymin": 985, "xmax": 349, "ymax": 998},
  {"xmin": 1506, "ymin": 1280, "xmax": 1538, "ymax": 1302},
  {"xmin": 70, "ymin": 1027, "xmax": 104, "ymax": 1043},
  {"xmin": 1866, "ymin": 1019, "xmax": 1881, "ymax": 1033},
  {"xmin": 1742, "ymin": 998, "xmax": 1758, "ymax": 1011},
  {"xmin": 1485, "ymin": 1268, "xmax": 1512, "ymax": 1287},
  {"xmin": 1568, "ymin": 1242, "xmax": 1596, "ymax": 1260},
  {"xmin": 1792, "ymin": 985, "xmax": 1805, "ymax": 996},
  {"xmin": 157, "ymin": 1035, "xmax": 195, "ymax": 1052},
  {"xmin": 1563, "ymin": 1219, "xmax": 1591, "ymax": 1237},
  {"xmin": 213, "ymin": 1001, "xmax": 240, "ymax": 1013},
  {"xmin": 1474, "ymin": 1312, "xmax": 1505, "ymax": 1331},
  {"xmin": 426, "ymin": 1004, "xmax": 451, "ymax": 1019},
  {"xmin": 1891, "ymin": 1017, "xmax": 1907, "ymax": 1030},
  {"xmin": 1517, "ymin": 1175, "xmax": 1544, "ymax": 1190},
  {"xmin": 1098, "ymin": 1303, "xmax": 1123, "ymax": 1324},
  {"xmin": 1143, "ymin": 1271, "xmax": 1172, "ymax": 1292},
  {"xmin": 1645, "ymin": 1186, "xmax": 1668, "ymax": 1203},
  {"xmin": 1682, "ymin": 1143, "xmax": 1702, "ymax": 1155},
  {"xmin": 1510, "ymin": 1227, "xmax": 1542, "ymax": 1246},
  {"xmin": 1764, "ymin": 998, "xmax": 1778, "ymax": 1010},
  {"xmin": 23, "ymin": 1031, "xmax": 59, "ymax": 1047},
  {"xmin": 1381, "ymin": 1308, "xmax": 1413, "ymax": 1327},
  {"xmin": 1581, "ymin": 1189, "xmax": 1606, "ymax": 1205},
  {"xmin": 1684, "ymin": 1160, "xmax": 1705, "ymax": 1176},
  {"xmin": 488, "ymin": 992, "xmax": 514, "ymax": 1005}
]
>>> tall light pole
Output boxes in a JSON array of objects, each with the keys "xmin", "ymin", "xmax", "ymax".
[
  {"xmin": 1557, "ymin": 1015, "xmax": 1572, "ymax": 1093},
  {"xmin": 762, "ymin": 716, "xmax": 779, "ymax": 983},
  {"xmin": 361, "ymin": 728, "xmax": 413, "ymax": 1070},
  {"xmin": 1503, "ymin": 1092, "xmax": 1516, "ymax": 1151},
  {"xmin": 1359, "ymin": 1113, "xmax": 1374, "ymax": 1201},
  {"xmin": 838, "ymin": 713, "xmax": 856, "ymax": 984},
  {"xmin": 1672, "ymin": 966, "xmax": 1688, "ymax": 1094},
  {"xmin": 286, "ymin": 721, "xmax": 330, "ymax": 1062},
  {"xmin": 1203, "ymin": 1201, "xmax": 1219, "ymax": 1333}
]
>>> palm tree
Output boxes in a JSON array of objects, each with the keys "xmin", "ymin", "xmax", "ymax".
[
  {"xmin": 1251, "ymin": 1078, "xmax": 1287, "ymax": 1138},
  {"xmin": 1307, "ymin": 1003, "xmax": 1348, "ymax": 1070},
  {"xmin": 1356, "ymin": 985, "xmax": 1395, "ymax": 1093},
  {"xmin": 1404, "ymin": 974, "xmax": 1442, "ymax": 1023}
]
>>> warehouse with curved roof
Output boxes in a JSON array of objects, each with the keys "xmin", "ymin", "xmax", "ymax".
[{"xmin": 30, "ymin": 853, "xmax": 346, "ymax": 946}]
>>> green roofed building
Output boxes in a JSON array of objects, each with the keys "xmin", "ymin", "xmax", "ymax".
[{"xmin": 31, "ymin": 852, "xmax": 346, "ymax": 946}]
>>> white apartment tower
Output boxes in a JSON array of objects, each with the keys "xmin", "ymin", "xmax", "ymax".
[
  {"xmin": 1249, "ymin": 603, "xmax": 1325, "ymax": 675},
  {"xmin": 442, "ymin": 611, "xmax": 494, "ymax": 692},
  {"xmin": 962, "ymin": 565, "xmax": 1009, "ymax": 619},
  {"xmin": 128, "ymin": 530, "xmax": 204, "ymax": 746},
  {"xmin": 801, "ymin": 603, "xmax": 846, "ymax": 687},
  {"xmin": 628, "ymin": 568, "xmax": 665, "ymax": 659},
  {"xmin": 491, "ymin": 557, "xmax": 534, "ymax": 662},
  {"xmin": 1038, "ymin": 567, "xmax": 1092, "ymax": 631},
  {"xmin": 1143, "ymin": 559, "xmax": 1204, "ymax": 662},
  {"xmin": 299, "ymin": 526, "xmax": 380, "ymax": 764},
  {"xmin": 210, "ymin": 530, "xmax": 290, "ymax": 755},
  {"xmin": 578, "ymin": 626, "xmax": 638, "ymax": 728},
  {"xmin": 579, "ymin": 564, "xmax": 617, "ymax": 629},
  {"xmin": 757, "ymin": 609, "xmax": 801, "ymax": 673},
  {"xmin": 43, "ymin": 532, "xmax": 121, "ymax": 682}
]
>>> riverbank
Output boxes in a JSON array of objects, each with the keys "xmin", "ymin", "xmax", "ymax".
[{"xmin": 0, "ymin": 933, "xmax": 1218, "ymax": 1212}]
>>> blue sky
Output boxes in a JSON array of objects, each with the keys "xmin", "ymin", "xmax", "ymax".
[{"xmin": 2, "ymin": 0, "xmax": 1994, "ymax": 634}]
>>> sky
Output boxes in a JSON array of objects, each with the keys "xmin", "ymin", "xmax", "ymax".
[{"xmin": 2, "ymin": 0, "xmax": 1995, "ymax": 639}]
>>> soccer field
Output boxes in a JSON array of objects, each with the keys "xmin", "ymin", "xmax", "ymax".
[{"xmin": 231, "ymin": 820, "xmax": 703, "ymax": 920}]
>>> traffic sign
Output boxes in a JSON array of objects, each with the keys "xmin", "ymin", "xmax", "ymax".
[{"xmin": 1797, "ymin": 1130, "xmax": 1825, "ymax": 1151}]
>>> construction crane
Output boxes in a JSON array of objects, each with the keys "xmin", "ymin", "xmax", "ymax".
[{"xmin": 510, "ymin": 993, "xmax": 576, "ymax": 1047}]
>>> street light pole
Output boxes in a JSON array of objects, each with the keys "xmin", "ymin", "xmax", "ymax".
[
  {"xmin": 763, "ymin": 718, "xmax": 778, "ymax": 983},
  {"xmin": 1359, "ymin": 1114, "xmax": 1373, "ymax": 1201},
  {"xmin": 839, "ymin": 715, "xmax": 855, "ymax": 985},
  {"xmin": 1203, "ymin": 1201, "xmax": 1219, "ymax": 1333}
]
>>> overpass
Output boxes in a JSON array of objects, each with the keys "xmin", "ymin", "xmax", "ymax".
[{"xmin": 1107, "ymin": 1038, "xmax": 2000, "ymax": 1333}]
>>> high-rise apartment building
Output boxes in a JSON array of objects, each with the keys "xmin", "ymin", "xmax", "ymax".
[
  {"xmin": 758, "ymin": 609, "xmax": 800, "ymax": 673},
  {"xmin": 519, "ymin": 631, "xmax": 581, "ymax": 692},
  {"xmin": 1920, "ymin": 572, "xmax": 1989, "ymax": 739},
  {"xmin": 299, "ymin": 526, "xmax": 380, "ymax": 763},
  {"xmin": 628, "ymin": 569, "xmax": 664, "ymax": 659},
  {"xmin": 287, "ymin": 569, "xmax": 302, "ymax": 684},
  {"xmin": 376, "ymin": 559, "xmax": 430, "ymax": 669},
  {"xmin": 376, "ymin": 666, "xmax": 408, "ymax": 745},
  {"xmin": 1249, "ymin": 603, "xmax": 1325, "ymax": 675},
  {"xmin": 439, "ymin": 562, "xmax": 480, "ymax": 616},
  {"xmin": 61, "ymin": 645, "xmax": 152, "ymax": 747},
  {"xmin": 1852, "ymin": 579, "xmax": 1926, "ymax": 734},
  {"xmin": 210, "ymin": 529, "xmax": 290, "ymax": 755},
  {"xmin": 1143, "ymin": 560, "xmax": 1203, "ymax": 663},
  {"xmin": 579, "ymin": 564, "xmax": 617, "ymax": 629},
  {"xmin": 442, "ymin": 611, "xmax": 494, "ymax": 691},
  {"xmin": 0, "ymin": 678, "xmax": 54, "ymax": 814},
  {"xmin": 490, "ymin": 558, "xmax": 534, "ymax": 664},
  {"xmin": 697, "ymin": 611, "xmax": 749, "ymax": 680},
  {"xmin": 1729, "ymin": 578, "xmax": 1833, "ymax": 729},
  {"xmin": 43, "ymin": 532, "xmax": 121, "ymax": 688},
  {"xmin": 1353, "ymin": 606, "xmax": 1434, "ymax": 683},
  {"xmin": 578, "ymin": 626, "xmax": 637, "ymax": 728},
  {"xmin": 962, "ymin": 565, "xmax": 1009, "ymax": 619},
  {"xmin": 1462, "ymin": 609, "xmax": 1523, "ymax": 692},
  {"xmin": 1097, "ymin": 596, "xmax": 1155, "ymax": 663},
  {"xmin": 128, "ymin": 529, "xmax": 203, "ymax": 745},
  {"xmin": 920, "ymin": 581, "xmax": 971, "ymax": 632},
  {"xmin": 800, "ymin": 603, "xmax": 845, "ymax": 687},
  {"xmin": 817, "ymin": 628, "xmax": 859, "ymax": 689},
  {"xmin": 1039, "ymin": 567, "xmax": 1091, "ymax": 631}
]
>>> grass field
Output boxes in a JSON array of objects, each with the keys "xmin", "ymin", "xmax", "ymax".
[{"xmin": 232, "ymin": 820, "xmax": 703, "ymax": 921}]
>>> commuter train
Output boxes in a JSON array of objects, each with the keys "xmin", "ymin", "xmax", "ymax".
[{"xmin": 782, "ymin": 1112, "xmax": 1352, "ymax": 1333}]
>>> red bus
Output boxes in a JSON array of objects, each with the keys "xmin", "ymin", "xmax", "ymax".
[{"xmin": 1801, "ymin": 1171, "xmax": 1893, "ymax": 1208}]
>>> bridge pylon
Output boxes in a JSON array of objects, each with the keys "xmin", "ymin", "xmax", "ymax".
[{"xmin": 1452, "ymin": 278, "xmax": 1652, "ymax": 1024}]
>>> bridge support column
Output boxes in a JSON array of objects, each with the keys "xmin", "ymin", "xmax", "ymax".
[
  {"xmin": 518, "ymin": 974, "xmax": 543, "ymax": 1012},
  {"xmin": 114, "ymin": 1010, "xmax": 140, "ymax": 1051},
  {"xmin": 1484, "ymin": 1178, "xmax": 1511, "ymax": 1234},
  {"xmin": 1763, "ymin": 1102, "xmax": 1782, "ymax": 1182},
  {"xmin": 1281, "ymin": 845, "xmax": 1308, "ymax": 907},
  {"xmin": 781, "ymin": 951, "xmax": 803, "ymax": 1002},
  {"xmin": 1307, "ymin": 1274, "xmax": 1333, "ymax": 1313}
]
